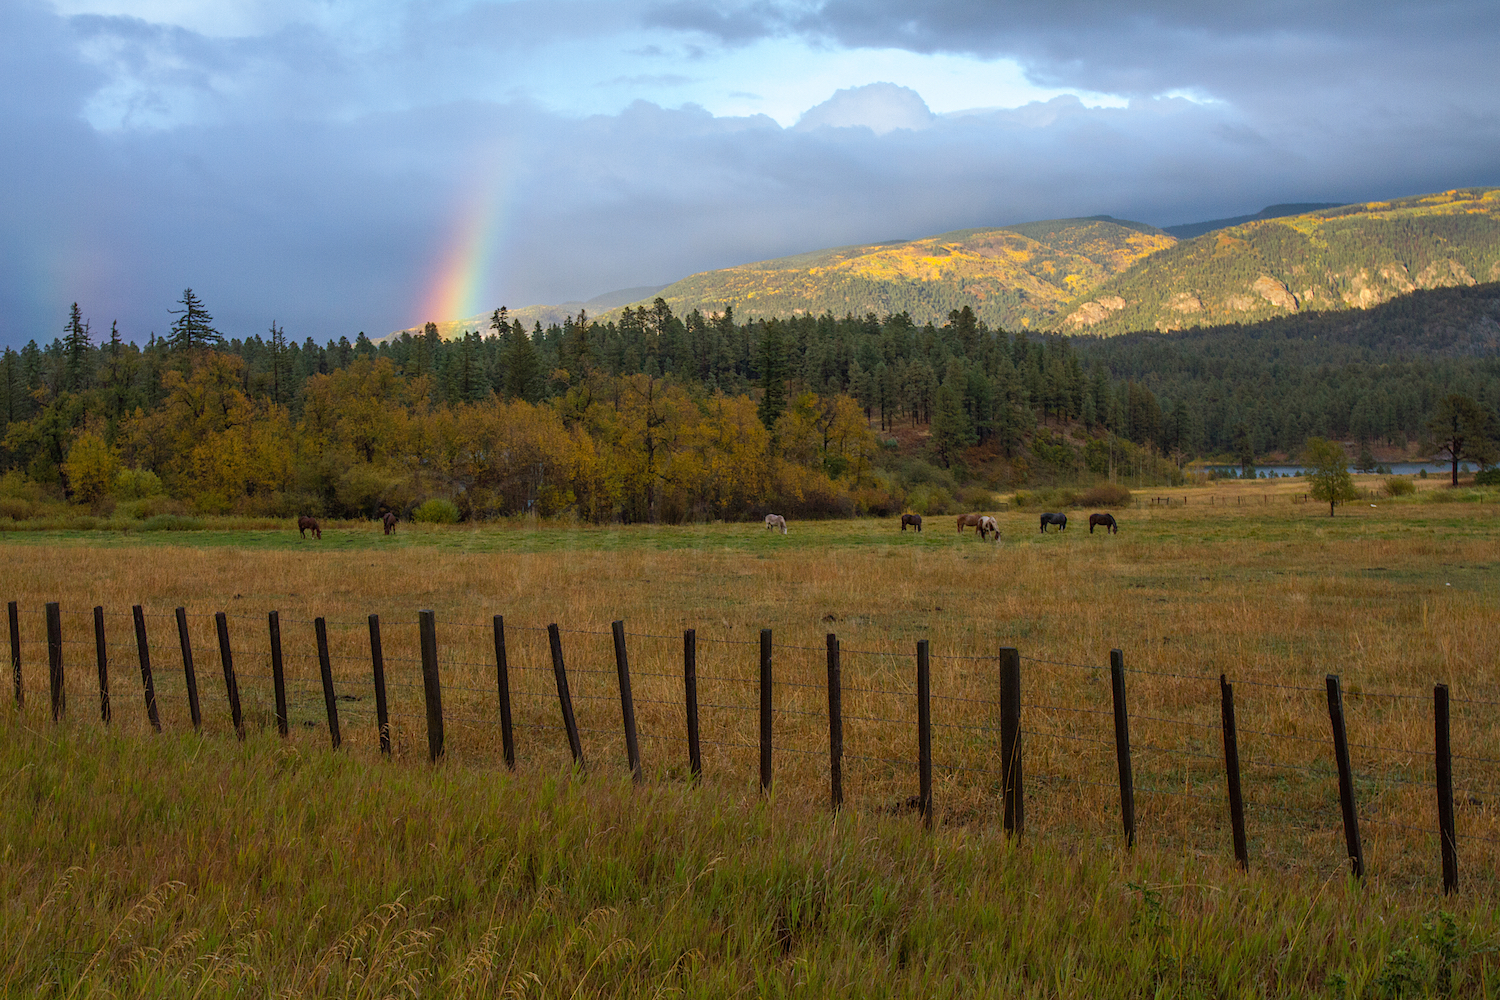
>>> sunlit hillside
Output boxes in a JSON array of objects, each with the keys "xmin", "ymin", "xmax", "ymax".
[{"xmin": 1057, "ymin": 188, "xmax": 1500, "ymax": 334}]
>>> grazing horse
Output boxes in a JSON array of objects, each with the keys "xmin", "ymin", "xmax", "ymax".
[
  {"xmin": 298, "ymin": 516, "xmax": 322, "ymax": 539},
  {"xmin": 900, "ymin": 513, "xmax": 923, "ymax": 532},
  {"xmin": 382, "ymin": 511, "xmax": 398, "ymax": 535},
  {"xmin": 764, "ymin": 513, "xmax": 787, "ymax": 534},
  {"xmin": 978, "ymin": 515, "xmax": 1000, "ymax": 541},
  {"xmin": 1039, "ymin": 512, "xmax": 1067, "ymax": 533},
  {"xmin": 956, "ymin": 512, "xmax": 985, "ymax": 533},
  {"xmin": 1088, "ymin": 512, "xmax": 1118, "ymax": 535}
]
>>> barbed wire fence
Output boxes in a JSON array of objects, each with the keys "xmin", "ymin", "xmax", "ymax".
[{"xmin": 8, "ymin": 598, "xmax": 1496, "ymax": 894}]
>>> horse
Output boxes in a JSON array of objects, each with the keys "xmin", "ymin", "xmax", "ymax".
[
  {"xmin": 298, "ymin": 516, "xmax": 322, "ymax": 539},
  {"xmin": 900, "ymin": 513, "xmax": 922, "ymax": 532},
  {"xmin": 764, "ymin": 513, "xmax": 787, "ymax": 534},
  {"xmin": 1088, "ymin": 512, "xmax": 1118, "ymax": 535},
  {"xmin": 956, "ymin": 512, "xmax": 985, "ymax": 533},
  {"xmin": 978, "ymin": 515, "xmax": 1000, "ymax": 541},
  {"xmin": 1039, "ymin": 512, "xmax": 1067, "ymax": 533},
  {"xmin": 382, "ymin": 511, "xmax": 398, "ymax": 535}
]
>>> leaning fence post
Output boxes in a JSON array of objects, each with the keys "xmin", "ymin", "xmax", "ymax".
[
  {"xmin": 94, "ymin": 606, "xmax": 110, "ymax": 724},
  {"xmin": 315, "ymin": 617, "xmax": 342, "ymax": 750},
  {"xmin": 368, "ymin": 614, "xmax": 391, "ymax": 755},
  {"xmin": 1220, "ymin": 674, "xmax": 1248, "ymax": 870},
  {"xmin": 1435, "ymin": 683, "xmax": 1458, "ymax": 894},
  {"xmin": 684, "ymin": 629, "xmax": 701, "ymax": 780},
  {"xmin": 760, "ymin": 628, "xmax": 773, "ymax": 794},
  {"xmin": 133, "ymin": 605, "xmax": 161, "ymax": 732},
  {"xmin": 268, "ymin": 611, "xmax": 288, "ymax": 738},
  {"xmin": 548, "ymin": 623, "xmax": 583, "ymax": 766},
  {"xmin": 45, "ymin": 602, "xmax": 64, "ymax": 722},
  {"xmin": 1110, "ymin": 649, "xmax": 1137, "ymax": 848},
  {"xmin": 492, "ymin": 615, "xmax": 514, "ymax": 768},
  {"xmin": 215, "ymin": 612, "xmax": 244, "ymax": 740},
  {"xmin": 418, "ymin": 610, "xmax": 443, "ymax": 762},
  {"xmin": 8, "ymin": 600, "xmax": 20, "ymax": 709},
  {"xmin": 1000, "ymin": 647, "xmax": 1023, "ymax": 837},
  {"xmin": 1325, "ymin": 673, "xmax": 1364, "ymax": 879},
  {"xmin": 175, "ymin": 607, "xmax": 202, "ymax": 731},
  {"xmin": 917, "ymin": 639, "xmax": 932, "ymax": 830},
  {"xmin": 827, "ymin": 633, "xmax": 843, "ymax": 812},
  {"xmin": 611, "ymin": 620, "xmax": 643, "ymax": 782}
]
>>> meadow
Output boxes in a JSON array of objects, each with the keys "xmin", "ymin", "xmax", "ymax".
[{"xmin": 4, "ymin": 475, "xmax": 1500, "ymax": 996}]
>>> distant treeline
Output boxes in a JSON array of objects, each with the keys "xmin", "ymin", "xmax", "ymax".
[{"xmin": 2, "ymin": 283, "xmax": 1498, "ymax": 519}]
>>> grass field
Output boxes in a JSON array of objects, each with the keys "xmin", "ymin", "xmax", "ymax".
[{"xmin": 4, "ymin": 476, "xmax": 1500, "ymax": 996}]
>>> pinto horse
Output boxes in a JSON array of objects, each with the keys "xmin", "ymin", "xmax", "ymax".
[
  {"xmin": 382, "ymin": 512, "xmax": 398, "ymax": 535},
  {"xmin": 764, "ymin": 513, "xmax": 787, "ymax": 534},
  {"xmin": 978, "ymin": 515, "xmax": 1000, "ymax": 541},
  {"xmin": 298, "ymin": 516, "xmax": 322, "ymax": 539},
  {"xmin": 1039, "ymin": 512, "xmax": 1067, "ymax": 533},
  {"xmin": 901, "ymin": 513, "xmax": 923, "ymax": 532},
  {"xmin": 956, "ymin": 512, "xmax": 984, "ymax": 533},
  {"xmin": 1088, "ymin": 512, "xmax": 1118, "ymax": 534}
]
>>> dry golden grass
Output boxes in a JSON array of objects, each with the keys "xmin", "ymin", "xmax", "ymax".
[{"xmin": 5, "ymin": 477, "xmax": 1498, "ymax": 894}]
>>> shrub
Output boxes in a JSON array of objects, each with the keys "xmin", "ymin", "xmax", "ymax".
[
  {"xmin": 140, "ymin": 514, "xmax": 205, "ymax": 531},
  {"xmin": 117, "ymin": 495, "xmax": 187, "ymax": 520},
  {"xmin": 1383, "ymin": 476, "xmax": 1417, "ymax": 497},
  {"xmin": 413, "ymin": 498, "xmax": 461, "ymax": 524},
  {"xmin": 114, "ymin": 467, "xmax": 164, "ymax": 500},
  {"xmin": 1475, "ymin": 468, "xmax": 1500, "ymax": 486},
  {"xmin": 1076, "ymin": 483, "xmax": 1134, "ymax": 507}
]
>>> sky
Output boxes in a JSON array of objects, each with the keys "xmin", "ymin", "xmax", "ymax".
[{"xmin": 2, "ymin": 0, "xmax": 1498, "ymax": 349}]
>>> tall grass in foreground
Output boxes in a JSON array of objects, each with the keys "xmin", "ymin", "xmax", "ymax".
[{"xmin": 2, "ymin": 715, "xmax": 1498, "ymax": 998}]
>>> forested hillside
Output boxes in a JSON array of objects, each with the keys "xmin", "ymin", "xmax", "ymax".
[
  {"xmin": 4, "ymin": 281, "xmax": 1499, "ymax": 523},
  {"xmin": 1060, "ymin": 188, "xmax": 1500, "ymax": 334}
]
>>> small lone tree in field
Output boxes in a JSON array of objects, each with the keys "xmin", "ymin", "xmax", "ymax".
[{"xmin": 1303, "ymin": 437, "xmax": 1359, "ymax": 516}]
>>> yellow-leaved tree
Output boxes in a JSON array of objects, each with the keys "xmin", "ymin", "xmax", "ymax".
[{"xmin": 62, "ymin": 431, "xmax": 118, "ymax": 504}]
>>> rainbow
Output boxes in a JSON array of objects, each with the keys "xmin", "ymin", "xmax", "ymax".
[{"xmin": 419, "ymin": 158, "xmax": 519, "ymax": 331}]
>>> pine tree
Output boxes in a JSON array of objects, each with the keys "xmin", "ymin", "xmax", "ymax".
[
  {"xmin": 168, "ymin": 289, "xmax": 222, "ymax": 351},
  {"xmin": 63, "ymin": 302, "xmax": 91, "ymax": 391},
  {"xmin": 267, "ymin": 321, "xmax": 291, "ymax": 407},
  {"xmin": 503, "ymin": 321, "xmax": 542, "ymax": 403},
  {"xmin": 756, "ymin": 320, "xmax": 787, "ymax": 433}
]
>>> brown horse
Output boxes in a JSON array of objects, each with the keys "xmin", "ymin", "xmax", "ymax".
[
  {"xmin": 298, "ymin": 516, "xmax": 322, "ymax": 539},
  {"xmin": 1088, "ymin": 512, "xmax": 1118, "ymax": 534},
  {"xmin": 382, "ymin": 511, "xmax": 397, "ymax": 535},
  {"xmin": 901, "ymin": 513, "xmax": 922, "ymax": 532},
  {"xmin": 956, "ymin": 512, "xmax": 984, "ymax": 533}
]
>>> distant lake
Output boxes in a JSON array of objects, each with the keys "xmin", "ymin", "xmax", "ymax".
[{"xmin": 1203, "ymin": 461, "xmax": 1467, "ymax": 478}]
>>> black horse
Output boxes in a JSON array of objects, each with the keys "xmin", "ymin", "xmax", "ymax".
[
  {"xmin": 1039, "ymin": 512, "xmax": 1067, "ymax": 533},
  {"xmin": 1088, "ymin": 512, "xmax": 1118, "ymax": 534},
  {"xmin": 900, "ymin": 513, "xmax": 923, "ymax": 532}
]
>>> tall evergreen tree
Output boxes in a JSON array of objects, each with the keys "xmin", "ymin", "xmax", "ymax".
[
  {"xmin": 756, "ymin": 320, "xmax": 787, "ymax": 433},
  {"xmin": 503, "ymin": 321, "xmax": 542, "ymax": 403},
  {"xmin": 168, "ymin": 288, "xmax": 223, "ymax": 351},
  {"xmin": 63, "ymin": 302, "xmax": 91, "ymax": 391}
]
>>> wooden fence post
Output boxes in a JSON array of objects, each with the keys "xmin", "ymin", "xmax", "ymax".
[
  {"xmin": 827, "ymin": 633, "xmax": 842, "ymax": 812},
  {"xmin": 1110, "ymin": 649, "xmax": 1136, "ymax": 848},
  {"xmin": 93, "ymin": 606, "xmax": 110, "ymax": 724},
  {"xmin": 45, "ymin": 602, "xmax": 64, "ymax": 722},
  {"xmin": 368, "ymin": 615, "xmax": 390, "ymax": 756},
  {"xmin": 547, "ymin": 623, "xmax": 583, "ymax": 766},
  {"xmin": 215, "ymin": 612, "xmax": 244, "ymax": 740},
  {"xmin": 1325, "ymin": 674, "xmax": 1364, "ymax": 879},
  {"xmin": 314, "ymin": 617, "xmax": 343, "ymax": 750},
  {"xmin": 133, "ymin": 605, "xmax": 161, "ymax": 732},
  {"xmin": 7, "ymin": 600, "xmax": 19, "ymax": 709},
  {"xmin": 492, "ymin": 615, "xmax": 514, "ymax": 768},
  {"xmin": 917, "ymin": 639, "xmax": 932, "ymax": 830},
  {"xmin": 418, "ymin": 610, "xmax": 443, "ymax": 762},
  {"xmin": 268, "ymin": 611, "xmax": 288, "ymax": 738},
  {"xmin": 684, "ymin": 629, "xmax": 701, "ymax": 780},
  {"xmin": 1220, "ymin": 674, "xmax": 1248, "ymax": 870},
  {"xmin": 611, "ymin": 620, "xmax": 643, "ymax": 782},
  {"xmin": 760, "ymin": 628, "xmax": 773, "ymax": 794},
  {"xmin": 174, "ymin": 607, "xmax": 202, "ymax": 731},
  {"xmin": 1435, "ymin": 683, "xmax": 1458, "ymax": 894},
  {"xmin": 999, "ymin": 647, "xmax": 1023, "ymax": 837}
]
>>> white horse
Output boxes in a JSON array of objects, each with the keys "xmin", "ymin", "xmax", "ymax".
[
  {"xmin": 978, "ymin": 515, "xmax": 999, "ymax": 541},
  {"xmin": 764, "ymin": 513, "xmax": 787, "ymax": 534}
]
